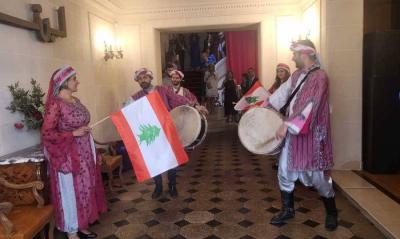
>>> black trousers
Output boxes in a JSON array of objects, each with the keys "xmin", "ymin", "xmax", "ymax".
[{"xmin": 153, "ymin": 168, "xmax": 177, "ymax": 186}]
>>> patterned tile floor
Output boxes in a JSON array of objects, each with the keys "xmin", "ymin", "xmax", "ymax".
[{"xmin": 55, "ymin": 110, "xmax": 385, "ymax": 239}]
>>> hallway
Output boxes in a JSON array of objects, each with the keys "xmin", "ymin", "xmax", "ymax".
[{"xmin": 86, "ymin": 110, "xmax": 384, "ymax": 239}]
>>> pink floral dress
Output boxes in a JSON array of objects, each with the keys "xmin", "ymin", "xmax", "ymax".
[{"xmin": 41, "ymin": 97, "xmax": 107, "ymax": 232}]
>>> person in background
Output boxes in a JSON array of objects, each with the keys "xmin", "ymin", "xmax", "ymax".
[
  {"xmin": 200, "ymin": 49, "xmax": 209, "ymax": 71},
  {"xmin": 168, "ymin": 70, "xmax": 208, "ymax": 115},
  {"xmin": 190, "ymin": 33, "xmax": 201, "ymax": 71},
  {"xmin": 268, "ymin": 63, "xmax": 291, "ymax": 169},
  {"xmin": 166, "ymin": 35, "xmax": 179, "ymax": 68},
  {"xmin": 200, "ymin": 49, "xmax": 210, "ymax": 104},
  {"xmin": 217, "ymin": 32, "xmax": 226, "ymax": 61},
  {"xmin": 203, "ymin": 32, "xmax": 212, "ymax": 53},
  {"xmin": 269, "ymin": 63, "xmax": 291, "ymax": 94},
  {"xmin": 223, "ymin": 70, "xmax": 238, "ymax": 122},
  {"xmin": 204, "ymin": 64, "xmax": 219, "ymax": 113},
  {"xmin": 176, "ymin": 34, "xmax": 186, "ymax": 70},
  {"xmin": 241, "ymin": 67, "xmax": 258, "ymax": 95},
  {"xmin": 168, "ymin": 69, "xmax": 204, "ymax": 110},
  {"xmin": 162, "ymin": 63, "xmax": 178, "ymax": 86},
  {"xmin": 238, "ymin": 73, "xmax": 248, "ymax": 97}
]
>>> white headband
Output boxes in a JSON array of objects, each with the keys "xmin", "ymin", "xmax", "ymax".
[
  {"xmin": 169, "ymin": 70, "xmax": 184, "ymax": 79},
  {"xmin": 134, "ymin": 67, "xmax": 153, "ymax": 81},
  {"xmin": 290, "ymin": 43, "xmax": 316, "ymax": 55}
]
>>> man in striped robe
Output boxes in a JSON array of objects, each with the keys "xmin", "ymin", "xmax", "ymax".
[
  {"xmin": 267, "ymin": 39, "xmax": 338, "ymax": 231},
  {"xmin": 167, "ymin": 70, "xmax": 200, "ymax": 105}
]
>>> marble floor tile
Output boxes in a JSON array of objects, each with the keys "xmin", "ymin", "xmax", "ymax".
[{"xmin": 52, "ymin": 115, "xmax": 386, "ymax": 239}]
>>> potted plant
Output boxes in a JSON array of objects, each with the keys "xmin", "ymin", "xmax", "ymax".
[{"xmin": 6, "ymin": 79, "xmax": 45, "ymax": 130}]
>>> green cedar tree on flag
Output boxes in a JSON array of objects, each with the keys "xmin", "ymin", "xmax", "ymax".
[{"xmin": 234, "ymin": 81, "xmax": 269, "ymax": 111}]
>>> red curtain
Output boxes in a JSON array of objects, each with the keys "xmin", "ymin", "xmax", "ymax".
[{"xmin": 226, "ymin": 30, "xmax": 259, "ymax": 84}]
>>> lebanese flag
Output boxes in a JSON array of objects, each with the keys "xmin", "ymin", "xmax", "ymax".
[
  {"xmin": 234, "ymin": 81, "xmax": 270, "ymax": 111},
  {"xmin": 111, "ymin": 92, "xmax": 188, "ymax": 182}
]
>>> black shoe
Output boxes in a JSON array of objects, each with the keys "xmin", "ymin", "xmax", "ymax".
[
  {"xmin": 270, "ymin": 191, "xmax": 295, "ymax": 224},
  {"xmin": 168, "ymin": 184, "xmax": 178, "ymax": 198},
  {"xmin": 77, "ymin": 231, "xmax": 97, "ymax": 238},
  {"xmin": 152, "ymin": 186, "xmax": 163, "ymax": 199},
  {"xmin": 325, "ymin": 214, "xmax": 338, "ymax": 231},
  {"xmin": 322, "ymin": 196, "xmax": 338, "ymax": 231},
  {"xmin": 270, "ymin": 208, "xmax": 295, "ymax": 224}
]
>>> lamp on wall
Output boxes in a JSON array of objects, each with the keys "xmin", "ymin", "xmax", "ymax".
[{"xmin": 104, "ymin": 41, "xmax": 123, "ymax": 61}]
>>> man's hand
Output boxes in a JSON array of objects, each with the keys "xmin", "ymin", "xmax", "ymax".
[
  {"xmin": 261, "ymin": 94, "xmax": 271, "ymax": 108},
  {"xmin": 275, "ymin": 123, "xmax": 288, "ymax": 140},
  {"xmin": 195, "ymin": 105, "xmax": 209, "ymax": 115},
  {"xmin": 261, "ymin": 98, "xmax": 270, "ymax": 108}
]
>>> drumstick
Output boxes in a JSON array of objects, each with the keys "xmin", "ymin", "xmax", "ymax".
[
  {"xmin": 255, "ymin": 136, "xmax": 275, "ymax": 149},
  {"xmin": 264, "ymin": 137, "xmax": 275, "ymax": 145},
  {"xmin": 90, "ymin": 116, "xmax": 110, "ymax": 128}
]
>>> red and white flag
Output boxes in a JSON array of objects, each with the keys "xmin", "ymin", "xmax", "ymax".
[
  {"xmin": 234, "ymin": 81, "xmax": 270, "ymax": 111},
  {"xmin": 111, "ymin": 92, "xmax": 188, "ymax": 182}
]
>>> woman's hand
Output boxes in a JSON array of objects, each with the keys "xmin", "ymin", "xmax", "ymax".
[
  {"xmin": 72, "ymin": 126, "xmax": 91, "ymax": 137},
  {"xmin": 275, "ymin": 123, "xmax": 288, "ymax": 140}
]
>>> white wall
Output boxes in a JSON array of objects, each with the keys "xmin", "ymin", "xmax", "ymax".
[
  {"xmin": 0, "ymin": 0, "xmax": 125, "ymax": 156},
  {"xmin": 321, "ymin": 0, "xmax": 364, "ymax": 170}
]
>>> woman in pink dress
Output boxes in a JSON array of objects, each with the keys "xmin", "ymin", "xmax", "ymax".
[{"xmin": 41, "ymin": 66, "xmax": 107, "ymax": 239}]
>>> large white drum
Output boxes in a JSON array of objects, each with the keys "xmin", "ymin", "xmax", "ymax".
[
  {"xmin": 170, "ymin": 105, "xmax": 208, "ymax": 149},
  {"xmin": 238, "ymin": 107, "xmax": 284, "ymax": 155}
]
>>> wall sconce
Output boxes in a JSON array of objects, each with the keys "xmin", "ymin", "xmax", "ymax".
[{"xmin": 104, "ymin": 41, "xmax": 123, "ymax": 61}]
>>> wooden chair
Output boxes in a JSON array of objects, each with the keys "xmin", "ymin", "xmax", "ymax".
[
  {"xmin": 95, "ymin": 140, "xmax": 124, "ymax": 192},
  {"xmin": 0, "ymin": 177, "xmax": 54, "ymax": 239}
]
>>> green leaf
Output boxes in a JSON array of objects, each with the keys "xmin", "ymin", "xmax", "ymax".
[
  {"xmin": 245, "ymin": 96, "xmax": 259, "ymax": 104},
  {"xmin": 137, "ymin": 124, "xmax": 161, "ymax": 146},
  {"xmin": 6, "ymin": 78, "xmax": 45, "ymax": 130}
]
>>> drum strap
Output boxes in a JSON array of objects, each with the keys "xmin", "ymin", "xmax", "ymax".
[{"xmin": 279, "ymin": 66, "xmax": 320, "ymax": 116}]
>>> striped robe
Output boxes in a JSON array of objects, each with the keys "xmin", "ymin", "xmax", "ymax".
[
  {"xmin": 269, "ymin": 66, "xmax": 333, "ymax": 171},
  {"xmin": 166, "ymin": 85, "xmax": 199, "ymax": 105}
]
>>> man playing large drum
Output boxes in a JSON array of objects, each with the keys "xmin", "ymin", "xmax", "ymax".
[
  {"xmin": 167, "ymin": 69, "xmax": 209, "ymax": 150},
  {"xmin": 266, "ymin": 39, "xmax": 338, "ymax": 231},
  {"xmin": 167, "ymin": 69, "xmax": 200, "ymax": 106}
]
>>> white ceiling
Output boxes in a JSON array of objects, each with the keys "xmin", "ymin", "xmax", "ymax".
[{"xmin": 103, "ymin": 0, "xmax": 305, "ymax": 11}]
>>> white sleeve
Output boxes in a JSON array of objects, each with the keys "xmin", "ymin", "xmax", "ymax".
[
  {"xmin": 268, "ymin": 76, "xmax": 292, "ymax": 111},
  {"xmin": 285, "ymin": 101, "xmax": 313, "ymax": 135}
]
